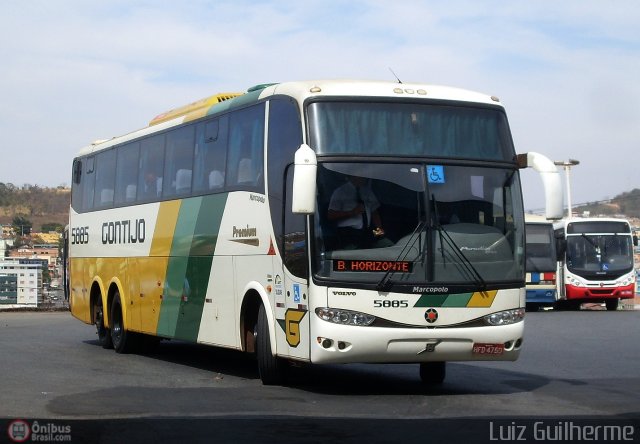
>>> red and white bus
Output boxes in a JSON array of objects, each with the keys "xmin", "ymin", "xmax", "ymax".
[{"xmin": 555, "ymin": 217, "xmax": 637, "ymax": 310}]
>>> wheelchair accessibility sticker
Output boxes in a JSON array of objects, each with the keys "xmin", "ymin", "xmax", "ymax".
[
  {"xmin": 293, "ymin": 283, "xmax": 301, "ymax": 303},
  {"xmin": 427, "ymin": 165, "xmax": 445, "ymax": 184}
]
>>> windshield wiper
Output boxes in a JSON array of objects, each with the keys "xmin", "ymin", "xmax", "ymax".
[
  {"xmin": 376, "ymin": 220, "xmax": 427, "ymax": 292},
  {"xmin": 431, "ymin": 195, "xmax": 487, "ymax": 290}
]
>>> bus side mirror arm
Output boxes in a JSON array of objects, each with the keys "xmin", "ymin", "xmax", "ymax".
[
  {"xmin": 517, "ymin": 152, "xmax": 563, "ymax": 220},
  {"xmin": 291, "ymin": 144, "xmax": 317, "ymax": 214}
]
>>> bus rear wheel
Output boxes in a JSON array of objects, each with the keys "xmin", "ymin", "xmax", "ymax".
[
  {"xmin": 110, "ymin": 292, "xmax": 134, "ymax": 354},
  {"xmin": 255, "ymin": 304, "xmax": 286, "ymax": 385},
  {"xmin": 419, "ymin": 362, "xmax": 446, "ymax": 385},
  {"xmin": 95, "ymin": 301, "xmax": 113, "ymax": 349}
]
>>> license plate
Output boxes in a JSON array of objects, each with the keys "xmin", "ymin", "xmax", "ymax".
[{"xmin": 472, "ymin": 343, "xmax": 505, "ymax": 355}]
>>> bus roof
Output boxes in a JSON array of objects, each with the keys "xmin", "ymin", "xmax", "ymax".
[
  {"xmin": 553, "ymin": 217, "xmax": 632, "ymax": 230},
  {"xmin": 77, "ymin": 79, "xmax": 505, "ymax": 157},
  {"xmin": 258, "ymin": 79, "xmax": 503, "ymax": 106}
]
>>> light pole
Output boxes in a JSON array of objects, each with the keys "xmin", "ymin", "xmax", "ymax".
[{"xmin": 554, "ymin": 159, "xmax": 580, "ymax": 218}]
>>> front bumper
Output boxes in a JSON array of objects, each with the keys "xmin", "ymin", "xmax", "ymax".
[{"xmin": 309, "ymin": 316, "xmax": 524, "ymax": 364}]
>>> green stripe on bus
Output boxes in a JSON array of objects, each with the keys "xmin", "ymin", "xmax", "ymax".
[
  {"xmin": 173, "ymin": 194, "xmax": 228, "ymax": 341},
  {"xmin": 441, "ymin": 293, "xmax": 473, "ymax": 307},
  {"xmin": 157, "ymin": 197, "xmax": 200, "ymax": 338},
  {"xmin": 413, "ymin": 292, "xmax": 477, "ymax": 307},
  {"xmin": 414, "ymin": 294, "xmax": 448, "ymax": 307}
]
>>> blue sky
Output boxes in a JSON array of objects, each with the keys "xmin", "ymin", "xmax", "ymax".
[{"xmin": 1, "ymin": 1, "xmax": 639, "ymax": 211}]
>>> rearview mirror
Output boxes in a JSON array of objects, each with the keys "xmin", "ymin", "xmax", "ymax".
[
  {"xmin": 517, "ymin": 152, "xmax": 563, "ymax": 220},
  {"xmin": 291, "ymin": 144, "xmax": 317, "ymax": 214}
]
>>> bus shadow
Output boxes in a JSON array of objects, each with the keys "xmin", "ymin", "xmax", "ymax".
[
  {"xmin": 84, "ymin": 338, "xmax": 551, "ymax": 396},
  {"xmin": 285, "ymin": 362, "xmax": 552, "ymax": 396},
  {"xmin": 83, "ymin": 338, "xmax": 259, "ymax": 380}
]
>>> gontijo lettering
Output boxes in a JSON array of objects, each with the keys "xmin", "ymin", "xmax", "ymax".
[
  {"xmin": 102, "ymin": 219, "xmax": 146, "ymax": 244},
  {"xmin": 333, "ymin": 260, "xmax": 413, "ymax": 272}
]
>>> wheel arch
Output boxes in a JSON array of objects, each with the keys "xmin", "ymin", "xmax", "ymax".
[
  {"xmin": 89, "ymin": 278, "xmax": 107, "ymax": 326},
  {"xmin": 91, "ymin": 276, "xmax": 127, "ymax": 329},
  {"xmin": 239, "ymin": 283, "xmax": 274, "ymax": 353},
  {"xmin": 106, "ymin": 277, "xmax": 127, "ymax": 329}
]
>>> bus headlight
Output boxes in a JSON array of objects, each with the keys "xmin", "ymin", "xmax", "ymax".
[
  {"xmin": 315, "ymin": 307, "xmax": 376, "ymax": 326},
  {"xmin": 483, "ymin": 308, "xmax": 525, "ymax": 326},
  {"xmin": 569, "ymin": 278, "xmax": 582, "ymax": 287},
  {"xmin": 618, "ymin": 276, "xmax": 633, "ymax": 286}
]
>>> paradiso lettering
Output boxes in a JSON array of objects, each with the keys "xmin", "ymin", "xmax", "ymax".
[
  {"xmin": 333, "ymin": 260, "xmax": 413, "ymax": 272},
  {"xmin": 102, "ymin": 219, "xmax": 146, "ymax": 245}
]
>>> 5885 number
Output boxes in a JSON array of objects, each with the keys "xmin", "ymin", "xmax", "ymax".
[
  {"xmin": 373, "ymin": 300, "xmax": 408, "ymax": 308},
  {"xmin": 71, "ymin": 226, "xmax": 89, "ymax": 244}
]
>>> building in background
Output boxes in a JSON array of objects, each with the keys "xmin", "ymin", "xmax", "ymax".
[{"xmin": 0, "ymin": 259, "xmax": 43, "ymax": 307}]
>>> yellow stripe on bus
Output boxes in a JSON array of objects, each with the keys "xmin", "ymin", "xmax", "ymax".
[
  {"xmin": 150, "ymin": 200, "xmax": 181, "ymax": 257},
  {"xmin": 467, "ymin": 290, "xmax": 498, "ymax": 307}
]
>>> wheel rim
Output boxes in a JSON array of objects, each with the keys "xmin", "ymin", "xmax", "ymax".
[
  {"xmin": 96, "ymin": 306, "xmax": 105, "ymax": 336},
  {"xmin": 112, "ymin": 308, "xmax": 122, "ymax": 344}
]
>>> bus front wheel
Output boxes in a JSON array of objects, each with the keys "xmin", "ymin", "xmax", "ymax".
[
  {"xmin": 605, "ymin": 299, "xmax": 619, "ymax": 311},
  {"xmin": 419, "ymin": 362, "xmax": 446, "ymax": 385},
  {"xmin": 255, "ymin": 304, "xmax": 286, "ymax": 385}
]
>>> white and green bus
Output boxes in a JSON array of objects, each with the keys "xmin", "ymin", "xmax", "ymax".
[{"xmin": 68, "ymin": 80, "xmax": 562, "ymax": 384}]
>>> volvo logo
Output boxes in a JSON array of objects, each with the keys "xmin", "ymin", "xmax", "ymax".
[{"xmin": 424, "ymin": 308, "xmax": 438, "ymax": 324}]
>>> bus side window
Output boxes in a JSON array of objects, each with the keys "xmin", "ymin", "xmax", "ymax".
[
  {"xmin": 226, "ymin": 103, "xmax": 264, "ymax": 191},
  {"xmin": 93, "ymin": 149, "xmax": 116, "ymax": 209},
  {"xmin": 114, "ymin": 142, "xmax": 140, "ymax": 205},
  {"xmin": 164, "ymin": 125, "xmax": 195, "ymax": 197},
  {"xmin": 71, "ymin": 159, "xmax": 83, "ymax": 212},
  {"xmin": 138, "ymin": 134, "xmax": 165, "ymax": 201},
  {"xmin": 80, "ymin": 156, "xmax": 96, "ymax": 212},
  {"xmin": 194, "ymin": 117, "xmax": 228, "ymax": 193}
]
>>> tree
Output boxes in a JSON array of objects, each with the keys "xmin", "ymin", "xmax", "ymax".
[{"xmin": 12, "ymin": 215, "xmax": 32, "ymax": 236}]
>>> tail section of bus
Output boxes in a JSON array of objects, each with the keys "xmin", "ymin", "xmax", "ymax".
[{"xmin": 524, "ymin": 216, "xmax": 560, "ymax": 310}]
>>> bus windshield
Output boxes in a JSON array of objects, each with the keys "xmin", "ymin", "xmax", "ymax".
[
  {"xmin": 307, "ymin": 101, "xmax": 514, "ymax": 161},
  {"xmin": 566, "ymin": 233, "xmax": 634, "ymax": 278},
  {"xmin": 313, "ymin": 162, "xmax": 525, "ymax": 289}
]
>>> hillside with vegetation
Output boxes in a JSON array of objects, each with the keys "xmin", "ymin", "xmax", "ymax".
[
  {"xmin": 0, "ymin": 183, "xmax": 70, "ymax": 232},
  {"xmin": 573, "ymin": 188, "xmax": 640, "ymax": 219}
]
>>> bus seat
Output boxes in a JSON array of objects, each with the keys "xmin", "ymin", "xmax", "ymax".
[
  {"xmin": 176, "ymin": 169, "xmax": 192, "ymax": 193},
  {"xmin": 100, "ymin": 188, "xmax": 114, "ymax": 205},
  {"xmin": 209, "ymin": 170, "xmax": 224, "ymax": 189},
  {"xmin": 125, "ymin": 184, "xmax": 137, "ymax": 202},
  {"xmin": 237, "ymin": 158, "xmax": 253, "ymax": 184}
]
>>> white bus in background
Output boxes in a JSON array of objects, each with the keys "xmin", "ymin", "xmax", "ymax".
[
  {"xmin": 68, "ymin": 79, "xmax": 562, "ymax": 385},
  {"xmin": 554, "ymin": 217, "xmax": 637, "ymax": 311},
  {"xmin": 524, "ymin": 214, "xmax": 560, "ymax": 310}
]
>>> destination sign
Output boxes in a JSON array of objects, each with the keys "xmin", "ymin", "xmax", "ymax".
[{"xmin": 333, "ymin": 260, "xmax": 413, "ymax": 273}]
